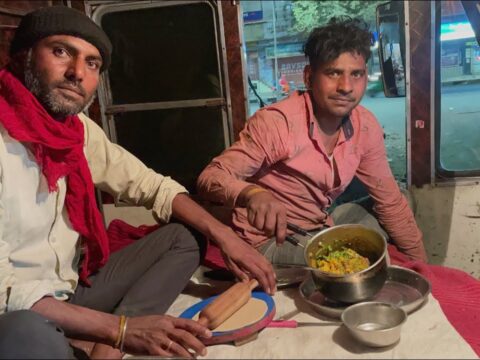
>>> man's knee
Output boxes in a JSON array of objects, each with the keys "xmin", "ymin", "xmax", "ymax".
[
  {"xmin": 331, "ymin": 202, "xmax": 371, "ymax": 224},
  {"xmin": 168, "ymin": 223, "xmax": 206, "ymax": 255},
  {"xmin": 331, "ymin": 202, "xmax": 388, "ymax": 240},
  {"xmin": 150, "ymin": 223, "xmax": 204, "ymax": 263},
  {"xmin": 0, "ymin": 310, "xmax": 73, "ymax": 359}
]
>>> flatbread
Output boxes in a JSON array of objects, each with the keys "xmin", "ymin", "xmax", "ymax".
[{"xmin": 193, "ymin": 298, "xmax": 267, "ymax": 332}]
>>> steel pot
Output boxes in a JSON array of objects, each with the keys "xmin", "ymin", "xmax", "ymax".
[{"xmin": 303, "ymin": 224, "xmax": 387, "ymax": 304}]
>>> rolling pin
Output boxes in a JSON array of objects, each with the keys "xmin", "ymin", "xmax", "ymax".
[{"xmin": 197, "ymin": 279, "xmax": 259, "ymax": 330}]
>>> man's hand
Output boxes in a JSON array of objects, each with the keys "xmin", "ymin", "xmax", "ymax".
[
  {"xmin": 31, "ymin": 298, "xmax": 210, "ymax": 359},
  {"xmin": 214, "ymin": 227, "xmax": 277, "ymax": 295},
  {"xmin": 240, "ymin": 186, "xmax": 288, "ymax": 245},
  {"xmin": 123, "ymin": 315, "xmax": 211, "ymax": 358},
  {"xmin": 170, "ymin": 193, "xmax": 277, "ymax": 294}
]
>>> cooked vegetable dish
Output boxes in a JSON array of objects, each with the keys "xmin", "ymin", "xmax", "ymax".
[{"xmin": 309, "ymin": 247, "xmax": 370, "ymax": 275}]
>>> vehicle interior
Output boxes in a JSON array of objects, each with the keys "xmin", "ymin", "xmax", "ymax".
[
  {"xmin": 0, "ymin": 0, "xmax": 477, "ymax": 281},
  {"xmin": 0, "ymin": 0, "xmax": 479, "ymax": 358}
]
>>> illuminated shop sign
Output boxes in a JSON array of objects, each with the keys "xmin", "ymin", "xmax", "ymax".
[{"xmin": 441, "ymin": 22, "xmax": 475, "ymax": 41}]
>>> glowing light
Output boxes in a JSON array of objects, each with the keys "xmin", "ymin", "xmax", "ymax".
[{"xmin": 441, "ymin": 22, "xmax": 475, "ymax": 41}]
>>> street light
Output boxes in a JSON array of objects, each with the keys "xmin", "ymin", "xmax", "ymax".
[{"xmin": 272, "ymin": 1, "xmax": 278, "ymax": 94}]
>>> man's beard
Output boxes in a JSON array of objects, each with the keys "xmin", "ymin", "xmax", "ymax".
[{"xmin": 24, "ymin": 50, "xmax": 96, "ymax": 119}]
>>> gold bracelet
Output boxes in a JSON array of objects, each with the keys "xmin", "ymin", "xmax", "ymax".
[
  {"xmin": 244, "ymin": 186, "xmax": 268, "ymax": 200},
  {"xmin": 114, "ymin": 315, "xmax": 126, "ymax": 349},
  {"xmin": 119, "ymin": 317, "xmax": 128, "ymax": 353}
]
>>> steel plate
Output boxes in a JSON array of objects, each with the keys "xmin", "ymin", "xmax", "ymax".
[
  {"xmin": 299, "ymin": 265, "xmax": 431, "ymax": 319},
  {"xmin": 274, "ymin": 265, "xmax": 309, "ymax": 289}
]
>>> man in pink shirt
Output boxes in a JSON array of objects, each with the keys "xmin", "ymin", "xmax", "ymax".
[{"xmin": 197, "ymin": 17, "xmax": 427, "ymax": 274}]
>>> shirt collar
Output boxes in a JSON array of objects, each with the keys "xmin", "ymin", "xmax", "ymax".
[{"xmin": 340, "ymin": 115, "xmax": 354, "ymax": 141}]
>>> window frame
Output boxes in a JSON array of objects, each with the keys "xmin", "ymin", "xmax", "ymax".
[
  {"xmin": 90, "ymin": 0, "xmax": 234, "ymax": 148},
  {"xmin": 434, "ymin": 0, "xmax": 480, "ymax": 179}
]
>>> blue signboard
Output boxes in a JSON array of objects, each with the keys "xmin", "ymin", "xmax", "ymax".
[{"xmin": 243, "ymin": 10, "xmax": 263, "ymax": 22}]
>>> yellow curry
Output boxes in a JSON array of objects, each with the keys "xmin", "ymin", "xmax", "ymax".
[{"xmin": 309, "ymin": 247, "xmax": 370, "ymax": 275}]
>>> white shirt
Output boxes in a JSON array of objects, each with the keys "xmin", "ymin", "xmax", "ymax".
[{"xmin": 0, "ymin": 113, "xmax": 187, "ymax": 313}]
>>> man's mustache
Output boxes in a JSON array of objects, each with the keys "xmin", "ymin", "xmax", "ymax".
[{"xmin": 55, "ymin": 81, "xmax": 87, "ymax": 98}]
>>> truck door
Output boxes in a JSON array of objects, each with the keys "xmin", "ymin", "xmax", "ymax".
[{"xmin": 90, "ymin": 0, "xmax": 232, "ymax": 192}]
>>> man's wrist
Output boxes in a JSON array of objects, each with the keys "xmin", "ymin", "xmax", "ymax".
[
  {"xmin": 244, "ymin": 187, "xmax": 268, "ymax": 199},
  {"xmin": 106, "ymin": 314, "xmax": 122, "ymax": 347},
  {"xmin": 238, "ymin": 185, "xmax": 269, "ymax": 207},
  {"xmin": 114, "ymin": 315, "xmax": 127, "ymax": 349},
  {"xmin": 209, "ymin": 225, "xmax": 232, "ymax": 246}
]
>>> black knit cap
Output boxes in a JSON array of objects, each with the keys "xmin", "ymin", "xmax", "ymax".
[{"xmin": 10, "ymin": 6, "xmax": 112, "ymax": 72}]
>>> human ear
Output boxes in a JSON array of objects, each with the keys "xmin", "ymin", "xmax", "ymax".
[
  {"xmin": 303, "ymin": 64, "xmax": 312, "ymax": 89},
  {"xmin": 7, "ymin": 49, "xmax": 29, "ymax": 79}
]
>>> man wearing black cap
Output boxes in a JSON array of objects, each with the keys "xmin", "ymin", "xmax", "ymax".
[{"xmin": 0, "ymin": 6, "xmax": 275, "ymax": 359}]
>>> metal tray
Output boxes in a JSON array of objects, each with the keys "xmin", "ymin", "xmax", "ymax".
[
  {"xmin": 274, "ymin": 265, "xmax": 309, "ymax": 289},
  {"xmin": 299, "ymin": 265, "xmax": 431, "ymax": 319}
]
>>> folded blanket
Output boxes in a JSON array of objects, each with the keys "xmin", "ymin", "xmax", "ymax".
[
  {"xmin": 107, "ymin": 219, "xmax": 159, "ymax": 253},
  {"xmin": 107, "ymin": 219, "xmax": 480, "ymax": 356}
]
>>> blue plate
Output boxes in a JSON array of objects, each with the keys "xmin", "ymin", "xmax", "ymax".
[{"xmin": 179, "ymin": 291, "xmax": 275, "ymax": 336}]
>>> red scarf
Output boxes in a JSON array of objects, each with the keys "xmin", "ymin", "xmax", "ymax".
[{"xmin": 0, "ymin": 68, "xmax": 109, "ymax": 285}]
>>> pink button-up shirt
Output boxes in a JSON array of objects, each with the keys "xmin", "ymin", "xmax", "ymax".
[{"xmin": 197, "ymin": 91, "xmax": 426, "ymax": 261}]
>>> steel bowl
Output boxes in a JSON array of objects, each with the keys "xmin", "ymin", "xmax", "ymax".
[
  {"xmin": 304, "ymin": 224, "xmax": 388, "ymax": 303},
  {"xmin": 341, "ymin": 302, "xmax": 407, "ymax": 347}
]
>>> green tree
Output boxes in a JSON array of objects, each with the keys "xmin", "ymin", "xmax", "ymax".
[{"xmin": 291, "ymin": 0, "xmax": 385, "ymax": 34}]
